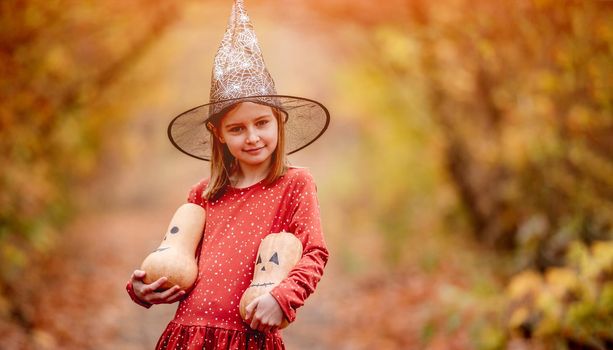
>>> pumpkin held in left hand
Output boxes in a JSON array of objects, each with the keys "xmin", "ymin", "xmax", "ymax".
[
  {"xmin": 140, "ymin": 203, "xmax": 206, "ymax": 291},
  {"xmin": 239, "ymin": 232, "xmax": 303, "ymax": 329}
]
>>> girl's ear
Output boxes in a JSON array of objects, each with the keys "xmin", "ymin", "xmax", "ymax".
[{"xmin": 208, "ymin": 122, "xmax": 225, "ymax": 143}]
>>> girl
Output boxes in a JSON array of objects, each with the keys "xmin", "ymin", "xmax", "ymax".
[{"xmin": 126, "ymin": 1, "xmax": 330, "ymax": 348}]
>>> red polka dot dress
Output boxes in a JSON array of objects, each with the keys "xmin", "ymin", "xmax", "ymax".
[{"xmin": 126, "ymin": 167, "xmax": 329, "ymax": 349}]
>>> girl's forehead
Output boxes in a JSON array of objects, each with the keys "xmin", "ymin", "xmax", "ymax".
[{"xmin": 221, "ymin": 102, "xmax": 274, "ymax": 124}]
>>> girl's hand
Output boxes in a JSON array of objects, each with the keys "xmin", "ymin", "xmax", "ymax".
[
  {"xmin": 130, "ymin": 269, "xmax": 186, "ymax": 305},
  {"xmin": 244, "ymin": 293, "xmax": 284, "ymax": 332}
]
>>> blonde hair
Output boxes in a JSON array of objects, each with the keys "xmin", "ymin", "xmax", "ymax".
[{"xmin": 203, "ymin": 104, "xmax": 288, "ymax": 200}]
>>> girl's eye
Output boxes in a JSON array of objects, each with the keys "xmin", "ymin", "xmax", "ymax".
[
  {"xmin": 229, "ymin": 126, "xmax": 243, "ymax": 133},
  {"xmin": 256, "ymin": 119, "xmax": 269, "ymax": 127}
]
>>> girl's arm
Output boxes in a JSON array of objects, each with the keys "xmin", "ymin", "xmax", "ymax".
[{"xmin": 269, "ymin": 170, "xmax": 329, "ymax": 323}]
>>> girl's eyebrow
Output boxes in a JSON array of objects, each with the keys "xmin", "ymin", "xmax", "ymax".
[
  {"xmin": 224, "ymin": 115, "xmax": 272, "ymax": 128},
  {"xmin": 224, "ymin": 122, "xmax": 243, "ymax": 128},
  {"xmin": 254, "ymin": 114, "xmax": 273, "ymax": 121}
]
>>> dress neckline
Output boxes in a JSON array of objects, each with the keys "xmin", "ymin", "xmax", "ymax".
[
  {"xmin": 227, "ymin": 177, "xmax": 266, "ymax": 191},
  {"xmin": 226, "ymin": 167, "xmax": 299, "ymax": 192}
]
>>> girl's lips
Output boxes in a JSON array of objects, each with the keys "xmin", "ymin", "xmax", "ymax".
[{"xmin": 244, "ymin": 146, "xmax": 264, "ymax": 153}]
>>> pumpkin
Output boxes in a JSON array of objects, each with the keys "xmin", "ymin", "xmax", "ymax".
[
  {"xmin": 140, "ymin": 203, "xmax": 206, "ymax": 291},
  {"xmin": 239, "ymin": 232, "xmax": 303, "ymax": 329}
]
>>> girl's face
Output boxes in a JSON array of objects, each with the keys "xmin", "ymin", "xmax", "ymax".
[{"xmin": 218, "ymin": 102, "xmax": 279, "ymax": 169}]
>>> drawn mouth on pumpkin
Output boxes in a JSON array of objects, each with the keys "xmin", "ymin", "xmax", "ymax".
[
  {"xmin": 153, "ymin": 247, "xmax": 170, "ymax": 253},
  {"xmin": 248, "ymin": 282, "xmax": 275, "ymax": 288}
]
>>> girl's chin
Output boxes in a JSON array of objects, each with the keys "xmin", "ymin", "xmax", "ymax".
[{"xmin": 237, "ymin": 153, "xmax": 272, "ymax": 167}]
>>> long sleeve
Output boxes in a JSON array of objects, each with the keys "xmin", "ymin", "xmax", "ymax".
[{"xmin": 269, "ymin": 170, "xmax": 329, "ymax": 323}]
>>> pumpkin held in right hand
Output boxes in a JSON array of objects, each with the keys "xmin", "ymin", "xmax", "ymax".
[
  {"xmin": 140, "ymin": 203, "xmax": 206, "ymax": 291},
  {"xmin": 239, "ymin": 232, "xmax": 303, "ymax": 329}
]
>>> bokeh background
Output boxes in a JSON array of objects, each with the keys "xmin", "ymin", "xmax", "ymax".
[{"xmin": 1, "ymin": 0, "xmax": 612, "ymax": 349}]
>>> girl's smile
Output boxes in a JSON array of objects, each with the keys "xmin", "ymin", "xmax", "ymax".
[{"xmin": 244, "ymin": 146, "xmax": 265, "ymax": 153}]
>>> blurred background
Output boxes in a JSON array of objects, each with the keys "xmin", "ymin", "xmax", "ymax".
[{"xmin": 1, "ymin": 0, "xmax": 612, "ymax": 349}]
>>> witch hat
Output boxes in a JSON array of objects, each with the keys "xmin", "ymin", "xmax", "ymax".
[{"xmin": 168, "ymin": 0, "xmax": 330, "ymax": 161}]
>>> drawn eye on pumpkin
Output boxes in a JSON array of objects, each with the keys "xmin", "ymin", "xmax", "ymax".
[
  {"xmin": 255, "ymin": 252, "xmax": 280, "ymax": 271},
  {"xmin": 164, "ymin": 226, "xmax": 180, "ymax": 241},
  {"xmin": 269, "ymin": 252, "xmax": 279, "ymax": 265}
]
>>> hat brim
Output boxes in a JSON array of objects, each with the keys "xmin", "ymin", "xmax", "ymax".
[{"xmin": 167, "ymin": 95, "xmax": 330, "ymax": 161}]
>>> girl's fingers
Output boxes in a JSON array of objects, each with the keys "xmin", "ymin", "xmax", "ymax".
[
  {"xmin": 153, "ymin": 285, "xmax": 181, "ymax": 302},
  {"xmin": 245, "ymin": 299, "xmax": 258, "ymax": 320},
  {"xmin": 130, "ymin": 271, "xmax": 145, "ymax": 288},
  {"xmin": 164, "ymin": 288, "xmax": 187, "ymax": 304},
  {"xmin": 145, "ymin": 277, "xmax": 168, "ymax": 293},
  {"xmin": 131, "ymin": 269, "xmax": 146, "ymax": 281},
  {"xmin": 141, "ymin": 286, "xmax": 182, "ymax": 305},
  {"xmin": 165, "ymin": 291, "xmax": 186, "ymax": 304},
  {"xmin": 248, "ymin": 310, "xmax": 276, "ymax": 332},
  {"xmin": 250, "ymin": 316, "xmax": 260, "ymax": 331}
]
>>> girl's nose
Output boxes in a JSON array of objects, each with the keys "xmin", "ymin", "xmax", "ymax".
[{"xmin": 246, "ymin": 128, "xmax": 260, "ymax": 144}]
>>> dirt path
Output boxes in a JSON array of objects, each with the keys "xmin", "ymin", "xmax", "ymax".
[
  {"xmin": 52, "ymin": 202, "xmax": 474, "ymax": 349},
  {"xmin": 63, "ymin": 208, "xmax": 179, "ymax": 350}
]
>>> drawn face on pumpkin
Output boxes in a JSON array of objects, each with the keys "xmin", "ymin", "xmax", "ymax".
[
  {"xmin": 153, "ymin": 225, "xmax": 181, "ymax": 253},
  {"xmin": 250, "ymin": 251, "xmax": 280, "ymax": 288},
  {"xmin": 238, "ymin": 232, "xmax": 303, "ymax": 323}
]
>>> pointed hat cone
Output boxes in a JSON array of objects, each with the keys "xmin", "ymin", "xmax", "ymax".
[{"xmin": 168, "ymin": 0, "xmax": 330, "ymax": 161}]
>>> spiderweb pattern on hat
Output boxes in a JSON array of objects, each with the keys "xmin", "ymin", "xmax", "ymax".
[{"xmin": 168, "ymin": 0, "xmax": 329, "ymax": 161}]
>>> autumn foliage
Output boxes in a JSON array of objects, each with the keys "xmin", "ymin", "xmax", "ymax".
[
  {"xmin": 306, "ymin": 0, "xmax": 612, "ymax": 348},
  {"xmin": 502, "ymin": 241, "xmax": 613, "ymax": 348},
  {"xmin": 0, "ymin": 0, "xmax": 181, "ymax": 342}
]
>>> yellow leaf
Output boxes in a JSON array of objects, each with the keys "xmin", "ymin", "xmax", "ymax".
[
  {"xmin": 508, "ymin": 307, "xmax": 530, "ymax": 329},
  {"xmin": 545, "ymin": 267, "xmax": 579, "ymax": 300},
  {"xmin": 507, "ymin": 270, "xmax": 542, "ymax": 300}
]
